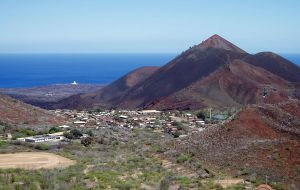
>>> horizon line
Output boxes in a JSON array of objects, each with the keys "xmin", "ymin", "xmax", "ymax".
[{"xmin": 0, "ymin": 51, "xmax": 299, "ymax": 55}]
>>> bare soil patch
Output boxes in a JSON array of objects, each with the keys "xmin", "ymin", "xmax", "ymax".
[{"xmin": 0, "ymin": 152, "xmax": 75, "ymax": 170}]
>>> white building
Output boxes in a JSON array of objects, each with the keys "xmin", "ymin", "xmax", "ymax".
[{"xmin": 23, "ymin": 135, "xmax": 65, "ymax": 143}]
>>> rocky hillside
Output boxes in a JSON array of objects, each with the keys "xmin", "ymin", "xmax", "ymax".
[
  {"xmin": 52, "ymin": 35, "xmax": 300, "ymax": 110},
  {"xmin": 113, "ymin": 35, "xmax": 299, "ymax": 109},
  {"xmin": 146, "ymin": 59, "xmax": 291, "ymax": 110},
  {"xmin": 163, "ymin": 100, "xmax": 300, "ymax": 188},
  {"xmin": 243, "ymin": 52, "xmax": 300, "ymax": 83},
  {"xmin": 51, "ymin": 66, "xmax": 159, "ymax": 110},
  {"xmin": 0, "ymin": 93, "xmax": 64, "ymax": 126}
]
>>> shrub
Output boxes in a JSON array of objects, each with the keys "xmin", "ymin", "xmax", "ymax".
[
  {"xmin": 160, "ymin": 176, "xmax": 171, "ymax": 190},
  {"xmin": 178, "ymin": 176, "xmax": 192, "ymax": 188},
  {"xmin": 49, "ymin": 127, "xmax": 61, "ymax": 134},
  {"xmin": 64, "ymin": 129, "xmax": 83, "ymax": 139},
  {"xmin": 176, "ymin": 154, "xmax": 189, "ymax": 163},
  {"xmin": 0, "ymin": 141, "xmax": 8, "ymax": 148},
  {"xmin": 34, "ymin": 143, "xmax": 49, "ymax": 150},
  {"xmin": 81, "ymin": 137, "xmax": 93, "ymax": 147},
  {"xmin": 196, "ymin": 111, "xmax": 206, "ymax": 121},
  {"xmin": 87, "ymin": 130, "xmax": 94, "ymax": 137},
  {"xmin": 70, "ymin": 129, "xmax": 83, "ymax": 138}
]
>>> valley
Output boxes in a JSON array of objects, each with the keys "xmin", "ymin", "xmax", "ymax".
[{"xmin": 0, "ymin": 35, "xmax": 299, "ymax": 190}]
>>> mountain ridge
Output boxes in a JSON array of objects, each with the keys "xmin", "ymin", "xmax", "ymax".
[{"xmin": 39, "ymin": 35, "xmax": 300, "ymax": 110}]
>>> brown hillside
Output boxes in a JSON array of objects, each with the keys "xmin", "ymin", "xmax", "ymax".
[
  {"xmin": 52, "ymin": 66, "xmax": 159, "ymax": 110},
  {"xmin": 116, "ymin": 48, "xmax": 245, "ymax": 109},
  {"xmin": 168, "ymin": 101, "xmax": 300, "ymax": 187},
  {"xmin": 243, "ymin": 52, "xmax": 300, "ymax": 82},
  {"xmin": 146, "ymin": 60, "xmax": 291, "ymax": 110},
  {"xmin": 0, "ymin": 93, "xmax": 64, "ymax": 126},
  {"xmin": 53, "ymin": 35, "xmax": 300, "ymax": 110}
]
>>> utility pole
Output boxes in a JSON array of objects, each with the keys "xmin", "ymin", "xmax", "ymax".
[
  {"xmin": 209, "ymin": 108, "xmax": 212, "ymax": 120},
  {"xmin": 265, "ymin": 175, "xmax": 268, "ymax": 185}
]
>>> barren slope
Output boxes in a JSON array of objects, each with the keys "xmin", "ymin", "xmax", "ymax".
[
  {"xmin": 147, "ymin": 60, "xmax": 291, "ymax": 110},
  {"xmin": 167, "ymin": 100, "xmax": 300, "ymax": 188},
  {"xmin": 52, "ymin": 66, "xmax": 159, "ymax": 109},
  {"xmin": 0, "ymin": 93, "xmax": 64, "ymax": 126},
  {"xmin": 244, "ymin": 52, "xmax": 300, "ymax": 82}
]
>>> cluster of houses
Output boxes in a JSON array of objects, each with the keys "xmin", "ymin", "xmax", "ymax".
[
  {"xmin": 51, "ymin": 109, "xmax": 208, "ymax": 137},
  {"xmin": 7, "ymin": 109, "xmax": 229, "ymax": 144}
]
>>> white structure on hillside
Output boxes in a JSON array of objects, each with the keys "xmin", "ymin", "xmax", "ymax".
[
  {"xmin": 138, "ymin": 110, "xmax": 161, "ymax": 114},
  {"xmin": 17, "ymin": 134, "xmax": 65, "ymax": 143}
]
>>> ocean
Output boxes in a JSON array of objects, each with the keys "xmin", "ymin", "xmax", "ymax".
[
  {"xmin": 0, "ymin": 54, "xmax": 176, "ymax": 88},
  {"xmin": 0, "ymin": 53, "xmax": 299, "ymax": 88}
]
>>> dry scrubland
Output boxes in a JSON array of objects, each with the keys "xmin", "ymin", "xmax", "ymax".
[
  {"xmin": 0, "ymin": 127, "xmax": 250, "ymax": 190},
  {"xmin": 0, "ymin": 101, "xmax": 299, "ymax": 189}
]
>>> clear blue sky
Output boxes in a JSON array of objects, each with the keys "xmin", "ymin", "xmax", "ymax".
[{"xmin": 0, "ymin": 0, "xmax": 299, "ymax": 53}]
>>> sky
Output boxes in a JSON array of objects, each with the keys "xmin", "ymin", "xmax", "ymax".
[{"xmin": 0, "ymin": 0, "xmax": 299, "ymax": 54}]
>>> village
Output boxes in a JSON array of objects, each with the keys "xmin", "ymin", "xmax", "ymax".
[{"xmin": 2, "ymin": 108, "xmax": 231, "ymax": 145}]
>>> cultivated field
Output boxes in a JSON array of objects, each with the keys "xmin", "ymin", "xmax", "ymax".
[{"xmin": 0, "ymin": 152, "xmax": 75, "ymax": 170}]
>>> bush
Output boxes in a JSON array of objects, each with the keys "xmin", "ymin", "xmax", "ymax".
[
  {"xmin": 87, "ymin": 130, "xmax": 94, "ymax": 137},
  {"xmin": 81, "ymin": 137, "xmax": 93, "ymax": 147},
  {"xmin": 49, "ymin": 127, "xmax": 61, "ymax": 134},
  {"xmin": 0, "ymin": 141, "xmax": 8, "ymax": 148},
  {"xmin": 160, "ymin": 176, "xmax": 171, "ymax": 190},
  {"xmin": 34, "ymin": 143, "xmax": 49, "ymax": 150},
  {"xmin": 70, "ymin": 129, "xmax": 83, "ymax": 138},
  {"xmin": 64, "ymin": 129, "xmax": 83, "ymax": 139},
  {"xmin": 63, "ymin": 132, "xmax": 74, "ymax": 139},
  {"xmin": 176, "ymin": 154, "xmax": 189, "ymax": 163},
  {"xmin": 178, "ymin": 176, "xmax": 192, "ymax": 188},
  {"xmin": 196, "ymin": 111, "xmax": 206, "ymax": 121}
]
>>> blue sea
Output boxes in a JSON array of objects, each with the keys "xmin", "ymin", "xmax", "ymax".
[
  {"xmin": 0, "ymin": 53, "xmax": 299, "ymax": 88},
  {"xmin": 0, "ymin": 54, "xmax": 176, "ymax": 88}
]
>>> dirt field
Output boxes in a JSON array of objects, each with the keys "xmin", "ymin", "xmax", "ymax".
[{"xmin": 0, "ymin": 152, "xmax": 75, "ymax": 170}]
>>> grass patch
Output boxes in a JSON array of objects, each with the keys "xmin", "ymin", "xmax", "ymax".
[{"xmin": 176, "ymin": 153, "xmax": 192, "ymax": 163}]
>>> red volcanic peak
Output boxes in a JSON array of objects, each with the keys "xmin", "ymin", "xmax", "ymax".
[{"xmin": 199, "ymin": 34, "xmax": 247, "ymax": 54}]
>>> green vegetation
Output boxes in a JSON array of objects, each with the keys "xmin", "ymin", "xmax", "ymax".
[
  {"xmin": 0, "ymin": 123, "xmax": 285, "ymax": 189},
  {"xmin": 177, "ymin": 176, "xmax": 192, "ymax": 188},
  {"xmin": 34, "ymin": 143, "xmax": 49, "ymax": 150},
  {"xmin": 11, "ymin": 128, "xmax": 49, "ymax": 140},
  {"xmin": 0, "ymin": 128, "xmax": 209, "ymax": 190},
  {"xmin": 176, "ymin": 153, "xmax": 192, "ymax": 163},
  {"xmin": 196, "ymin": 111, "xmax": 206, "ymax": 121},
  {"xmin": 63, "ymin": 129, "xmax": 83, "ymax": 139},
  {"xmin": 0, "ymin": 141, "xmax": 8, "ymax": 148},
  {"xmin": 48, "ymin": 127, "xmax": 62, "ymax": 134}
]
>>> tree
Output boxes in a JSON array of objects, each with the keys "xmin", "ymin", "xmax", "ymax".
[
  {"xmin": 87, "ymin": 130, "xmax": 94, "ymax": 137},
  {"xmin": 49, "ymin": 127, "xmax": 61, "ymax": 134},
  {"xmin": 63, "ymin": 131, "xmax": 74, "ymax": 139},
  {"xmin": 70, "ymin": 129, "xmax": 83, "ymax": 138},
  {"xmin": 196, "ymin": 111, "xmax": 206, "ymax": 121},
  {"xmin": 63, "ymin": 129, "xmax": 83, "ymax": 139}
]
